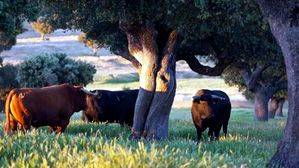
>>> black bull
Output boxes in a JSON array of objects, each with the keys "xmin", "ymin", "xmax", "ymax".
[
  {"xmin": 82, "ymin": 89, "xmax": 139, "ymax": 126},
  {"xmin": 191, "ymin": 89, "xmax": 231, "ymax": 141}
]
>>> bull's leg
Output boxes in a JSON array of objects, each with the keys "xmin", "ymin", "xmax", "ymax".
[
  {"xmin": 222, "ymin": 121, "xmax": 228, "ymax": 137},
  {"xmin": 208, "ymin": 128, "xmax": 213, "ymax": 137},
  {"xmin": 213, "ymin": 124, "xmax": 222, "ymax": 140},
  {"xmin": 196, "ymin": 125, "xmax": 207, "ymax": 142},
  {"xmin": 196, "ymin": 127, "xmax": 203, "ymax": 142},
  {"xmin": 4, "ymin": 119, "xmax": 18, "ymax": 134},
  {"xmin": 55, "ymin": 120, "xmax": 70, "ymax": 134},
  {"xmin": 209, "ymin": 127, "xmax": 215, "ymax": 141},
  {"xmin": 49, "ymin": 126, "xmax": 57, "ymax": 132},
  {"xmin": 21, "ymin": 124, "xmax": 31, "ymax": 133}
]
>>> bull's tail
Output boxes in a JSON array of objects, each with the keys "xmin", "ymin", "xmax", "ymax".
[{"xmin": 4, "ymin": 89, "xmax": 17, "ymax": 134}]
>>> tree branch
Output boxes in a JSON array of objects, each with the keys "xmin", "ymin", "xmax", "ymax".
[
  {"xmin": 239, "ymin": 63, "xmax": 271, "ymax": 91},
  {"xmin": 114, "ymin": 48, "xmax": 142, "ymax": 71},
  {"xmin": 183, "ymin": 55, "xmax": 231, "ymax": 76}
]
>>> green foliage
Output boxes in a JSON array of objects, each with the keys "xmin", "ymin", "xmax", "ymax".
[
  {"xmin": 17, "ymin": 53, "xmax": 96, "ymax": 87},
  {"xmin": 39, "ymin": 0, "xmax": 277, "ymax": 67},
  {"xmin": 0, "ymin": 108, "xmax": 284, "ymax": 167},
  {"xmin": 78, "ymin": 33, "xmax": 105, "ymax": 55},
  {"xmin": 0, "ymin": 60, "xmax": 19, "ymax": 111},
  {"xmin": 31, "ymin": 18, "xmax": 54, "ymax": 39},
  {"xmin": 0, "ymin": 0, "xmax": 38, "ymax": 53}
]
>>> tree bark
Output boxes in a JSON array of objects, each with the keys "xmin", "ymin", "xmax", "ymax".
[
  {"xmin": 268, "ymin": 97, "xmax": 279, "ymax": 119},
  {"xmin": 256, "ymin": 0, "xmax": 299, "ymax": 167},
  {"xmin": 121, "ymin": 24, "xmax": 179, "ymax": 140},
  {"xmin": 254, "ymin": 87, "xmax": 272, "ymax": 121},
  {"xmin": 276, "ymin": 98, "xmax": 285, "ymax": 117},
  {"xmin": 143, "ymin": 32, "xmax": 177, "ymax": 140}
]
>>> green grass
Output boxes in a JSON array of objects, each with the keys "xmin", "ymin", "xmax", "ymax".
[
  {"xmin": 0, "ymin": 108, "xmax": 285, "ymax": 168},
  {"xmin": 93, "ymin": 73, "xmax": 139, "ymax": 85}
]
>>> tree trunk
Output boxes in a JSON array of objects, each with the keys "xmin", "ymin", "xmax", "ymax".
[
  {"xmin": 268, "ymin": 97, "xmax": 279, "ymax": 119},
  {"xmin": 143, "ymin": 37, "xmax": 177, "ymax": 140},
  {"xmin": 256, "ymin": 0, "xmax": 299, "ymax": 167},
  {"xmin": 276, "ymin": 98, "xmax": 285, "ymax": 117},
  {"xmin": 254, "ymin": 88, "xmax": 271, "ymax": 121},
  {"xmin": 41, "ymin": 34, "xmax": 45, "ymax": 41},
  {"xmin": 122, "ymin": 24, "xmax": 179, "ymax": 140}
]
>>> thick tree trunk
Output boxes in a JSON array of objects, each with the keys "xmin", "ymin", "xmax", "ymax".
[
  {"xmin": 268, "ymin": 97, "xmax": 279, "ymax": 119},
  {"xmin": 256, "ymin": 0, "xmax": 299, "ymax": 167},
  {"xmin": 276, "ymin": 98, "xmax": 285, "ymax": 117},
  {"xmin": 143, "ymin": 35, "xmax": 177, "ymax": 139},
  {"xmin": 122, "ymin": 24, "xmax": 179, "ymax": 140},
  {"xmin": 254, "ymin": 88, "xmax": 271, "ymax": 121}
]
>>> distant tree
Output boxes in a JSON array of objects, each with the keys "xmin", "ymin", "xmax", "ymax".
[
  {"xmin": 78, "ymin": 33, "xmax": 105, "ymax": 56},
  {"xmin": 255, "ymin": 0, "xmax": 299, "ymax": 166},
  {"xmin": 222, "ymin": 50, "xmax": 287, "ymax": 121},
  {"xmin": 40, "ymin": 0, "xmax": 277, "ymax": 139},
  {"xmin": 268, "ymin": 91, "xmax": 287, "ymax": 118},
  {"xmin": 0, "ymin": 0, "xmax": 38, "ymax": 53},
  {"xmin": 17, "ymin": 53, "xmax": 96, "ymax": 87},
  {"xmin": 31, "ymin": 18, "xmax": 54, "ymax": 40}
]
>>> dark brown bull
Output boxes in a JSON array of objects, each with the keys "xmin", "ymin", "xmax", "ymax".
[
  {"xmin": 3, "ymin": 84, "xmax": 99, "ymax": 134},
  {"xmin": 191, "ymin": 89, "xmax": 231, "ymax": 142}
]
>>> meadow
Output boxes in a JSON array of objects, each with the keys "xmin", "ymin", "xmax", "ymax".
[
  {"xmin": 0, "ymin": 77, "xmax": 285, "ymax": 168},
  {"xmin": 0, "ymin": 108, "xmax": 285, "ymax": 168}
]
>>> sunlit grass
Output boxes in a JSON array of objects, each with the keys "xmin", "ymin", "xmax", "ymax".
[{"xmin": 0, "ymin": 108, "xmax": 285, "ymax": 167}]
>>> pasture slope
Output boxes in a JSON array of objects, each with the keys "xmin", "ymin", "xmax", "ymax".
[{"xmin": 0, "ymin": 109, "xmax": 284, "ymax": 167}]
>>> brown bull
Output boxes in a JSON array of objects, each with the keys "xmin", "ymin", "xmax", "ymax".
[{"xmin": 4, "ymin": 84, "xmax": 99, "ymax": 134}]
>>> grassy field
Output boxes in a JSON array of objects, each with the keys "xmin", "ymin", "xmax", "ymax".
[
  {"xmin": 87, "ymin": 76, "xmax": 240, "ymax": 97},
  {"xmin": 0, "ymin": 108, "xmax": 285, "ymax": 168}
]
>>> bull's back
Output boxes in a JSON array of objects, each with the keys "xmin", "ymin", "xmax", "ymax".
[
  {"xmin": 210, "ymin": 90, "xmax": 231, "ymax": 120},
  {"xmin": 11, "ymin": 86, "xmax": 72, "ymax": 125},
  {"xmin": 98, "ymin": 89, "xmax": 138, "ymax": 123}
]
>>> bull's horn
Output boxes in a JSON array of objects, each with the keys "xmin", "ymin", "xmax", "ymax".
[
  {"xmin": 192, "ymin": 95, "xmax": 201, "ymax": 100},
  {"xmin": 211, "ymin": 95, "xmax": 225, "ymax": 101},
  {"xmin": 81, "ymin": 88, "xmax": 97, "ymax": 96}
]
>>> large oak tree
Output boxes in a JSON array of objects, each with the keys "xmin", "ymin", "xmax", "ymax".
[
  {"xmin": 40, "ymin": 0, "xmax": 274, "ymax": 140},
  {"xmin": 255, "ymin": 0, "xmax": 299, "ymax": 167}
]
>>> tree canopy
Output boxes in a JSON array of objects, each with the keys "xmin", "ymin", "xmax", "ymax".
[
  {"xmin": 31, "ymin": 18, "xmax": 54, "ymax": 40},
  {"xmin": 39, "ymin": 0, "xmax": 274, "ymax": 75},
  {"xmin": 0, "ymin": 0, "xmax": 38, "ymax": 53}
]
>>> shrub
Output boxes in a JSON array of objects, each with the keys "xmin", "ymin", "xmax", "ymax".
[
  {"xmin": 17, "ymin": 53, "xmax": 96, "ymax": 87},
  {"xmin": 31, "ymin": 19, "xmax": 54, "ymax": 40},
  {"xmin": 0, "ymin": 60, "xmax": 19, "ymax": 112}
]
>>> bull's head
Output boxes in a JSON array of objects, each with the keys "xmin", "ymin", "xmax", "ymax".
[
  {"xmin": 72, "ymin": 85, "xmax": 99, "ymax": 112},
  {"xmin": 192, "ymin": 94, "xmax": 226, "ymax": 103}
]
